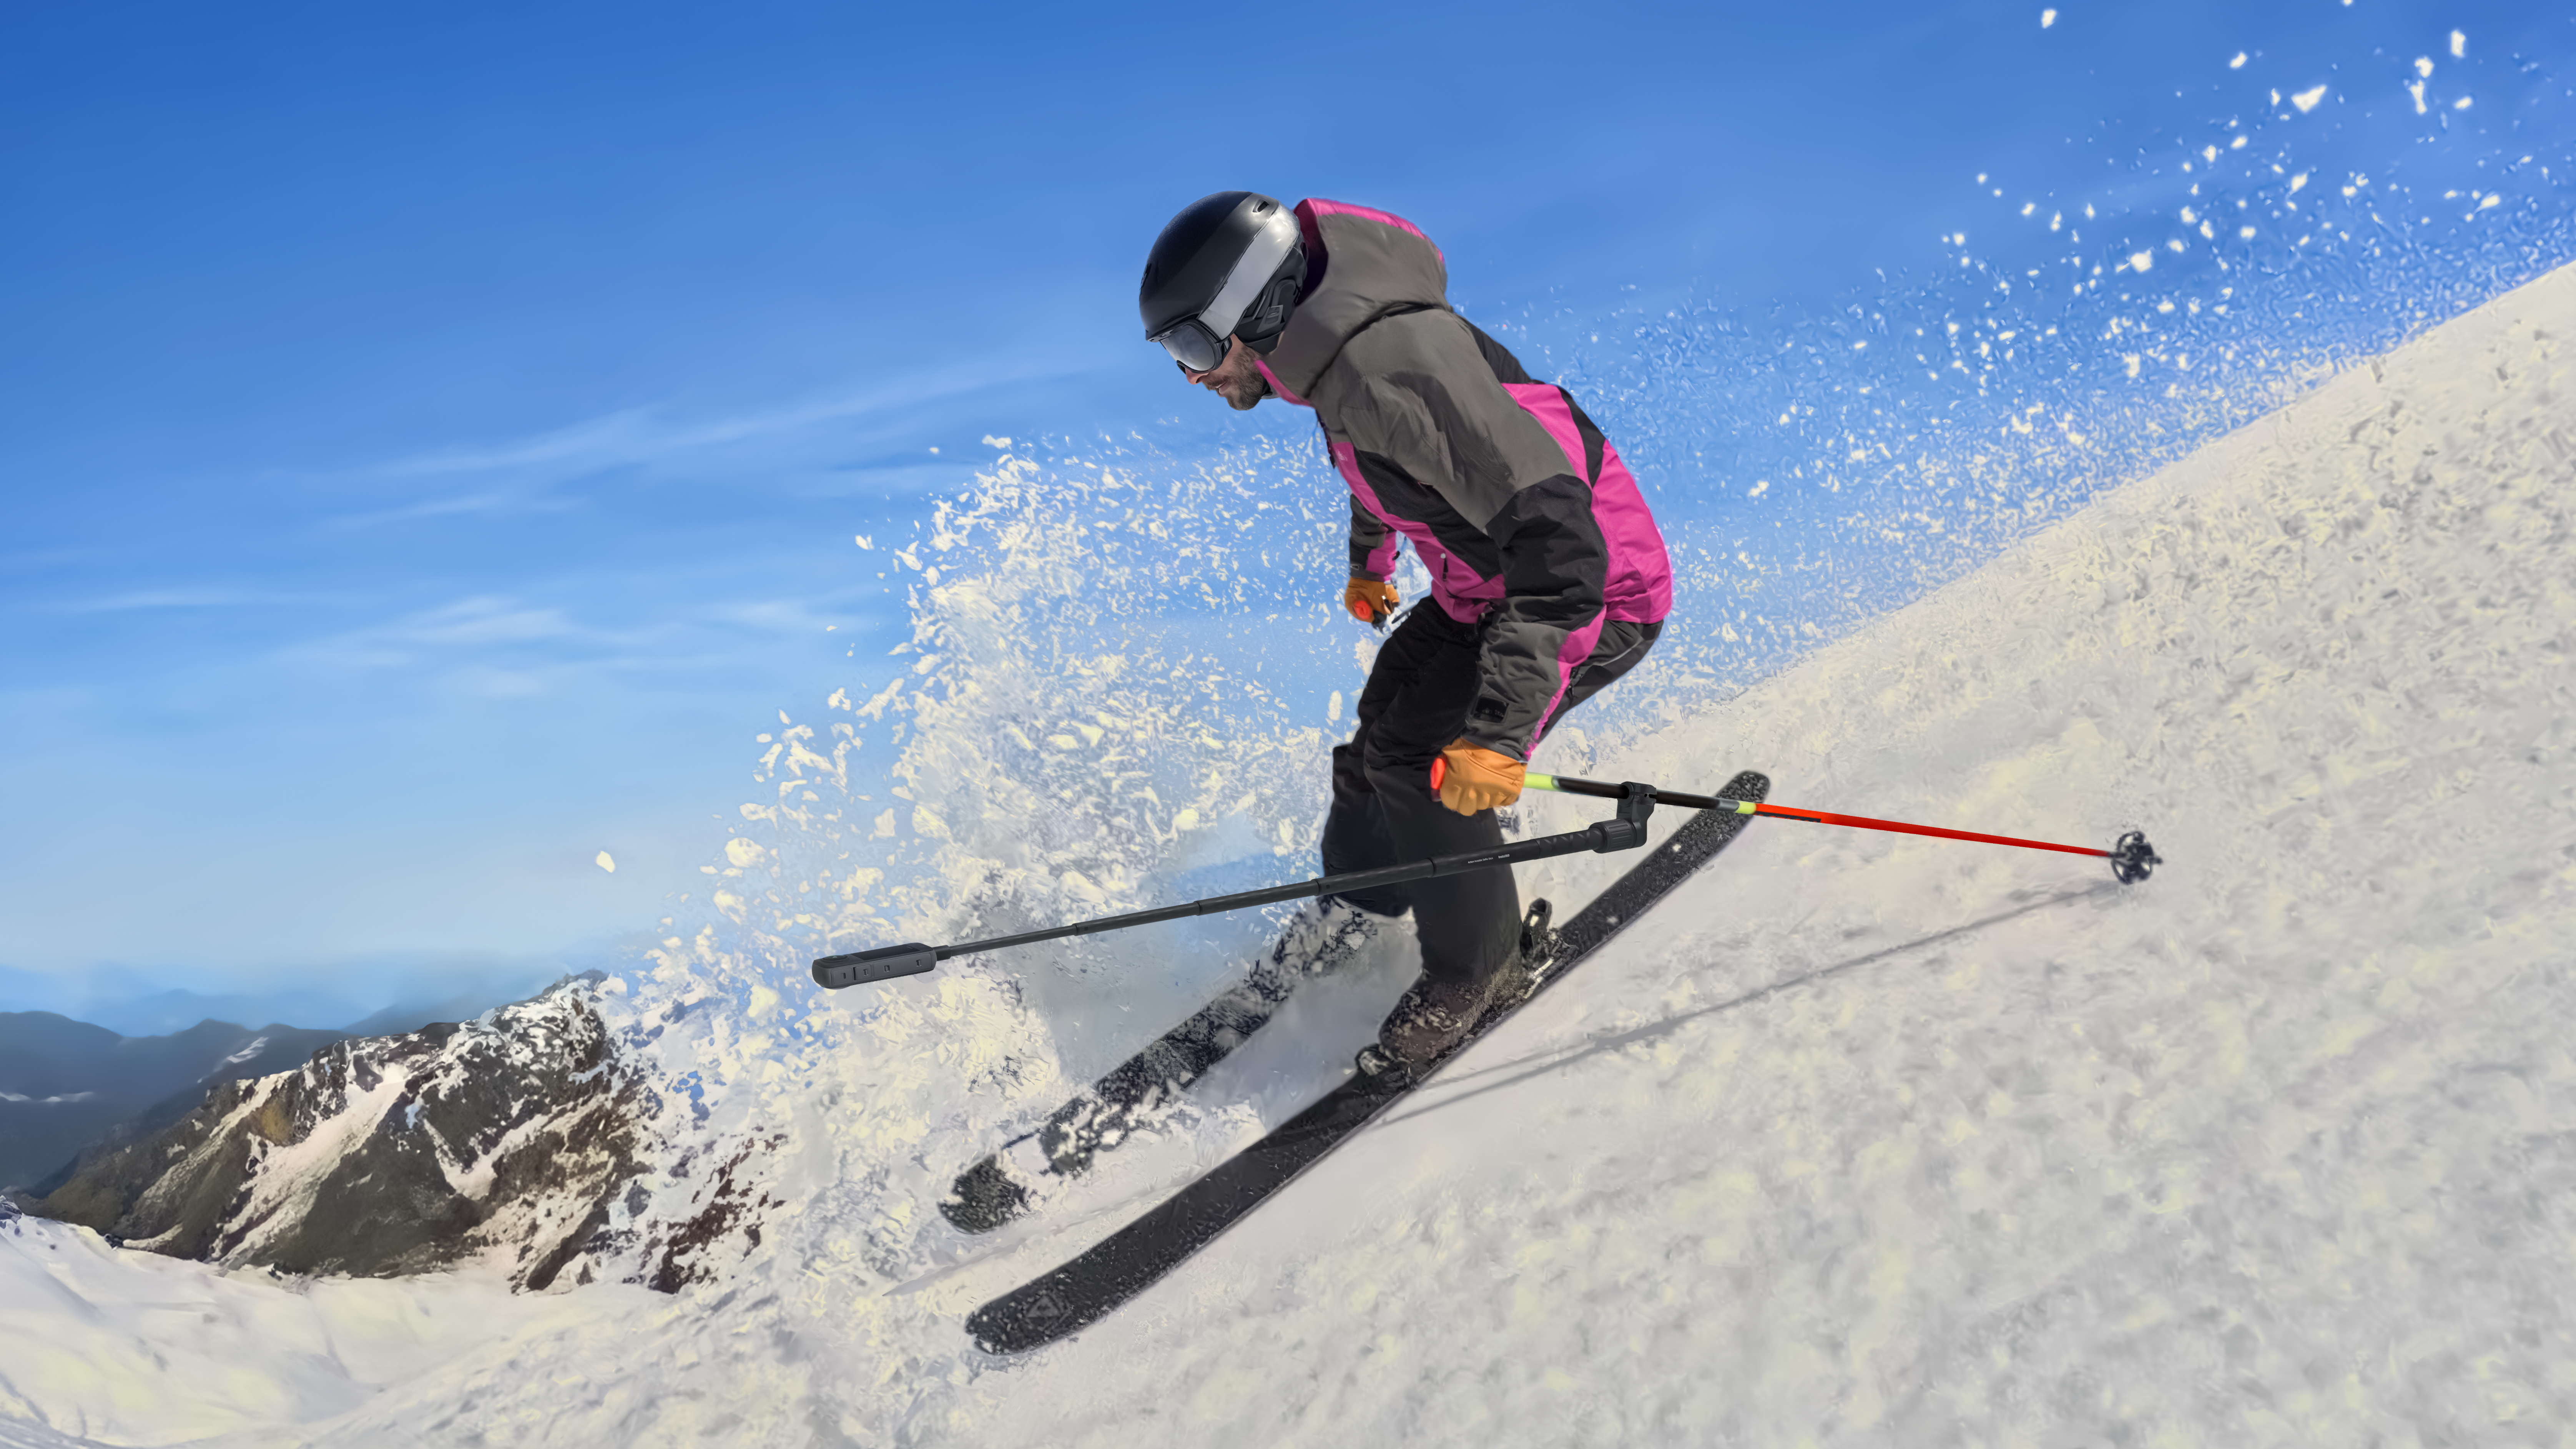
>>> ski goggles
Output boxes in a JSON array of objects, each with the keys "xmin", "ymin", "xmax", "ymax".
[
  {"xmin": 1148, "ymin": 208, "xmax": 1301, "ymax": 375},
  {"xmin": 1152, "ymin": 315, "xmax": 1233, "ymax": 375}
]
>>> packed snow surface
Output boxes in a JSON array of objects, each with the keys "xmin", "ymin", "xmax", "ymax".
[{"xmin": 7, "ymin": 264, "xmax": 2574, "ymax": 1446}]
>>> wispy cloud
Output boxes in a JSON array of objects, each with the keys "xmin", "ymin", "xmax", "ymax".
[
  {"xmin": 51, "ymin": 587, "xmax": 336, "ymax": 613},
  {"xmin": 285, "ymin": 595, "xmax": 617, "ymax": 673},
  {"xmin": 320, "ymin": 360, "xmax": 1074, "ymax": 528},
  {"xmin": 324, "ymin": 487, "xmax": 588, "ymax": 530},
  {"xmin": 274, "ymin": 590, "xmax": 861, "ymax": 696},
  {"xmin": 705, "ymin": 598, "xmax": 849, "ymax": 635},
  {"xmin": 395, "ymin": 597, "xmax": 586, "ymax": 647}
]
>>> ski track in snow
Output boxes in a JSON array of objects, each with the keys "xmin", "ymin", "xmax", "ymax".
[{"xmin": 6, "ymin": 264, "xmax": 2575, "ymax": 1446}]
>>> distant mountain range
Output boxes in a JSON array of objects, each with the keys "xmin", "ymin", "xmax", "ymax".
[{"xmin": 0, "ymin": 992, "xmax": 512, "ymax": 1194}]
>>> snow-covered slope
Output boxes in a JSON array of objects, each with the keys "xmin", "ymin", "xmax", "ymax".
[{"xmin": 6, "ymin": 263, "xmax": 2573, "ymax": 1447}]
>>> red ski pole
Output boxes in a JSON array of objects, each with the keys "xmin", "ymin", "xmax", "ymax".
[{"xmin": 1431, "ymin": 760, "xmax": 2161, "ymax": 884}]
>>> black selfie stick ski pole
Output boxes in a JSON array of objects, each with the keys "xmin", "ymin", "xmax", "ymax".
[{"xmin": 810, "ymin": 781, "xmax": 1664, "ymax": 990}]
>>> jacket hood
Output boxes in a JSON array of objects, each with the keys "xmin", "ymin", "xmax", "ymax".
[{"xmin": 1258, "ymin": 201, "xmax": 1450, "ymax": 403}]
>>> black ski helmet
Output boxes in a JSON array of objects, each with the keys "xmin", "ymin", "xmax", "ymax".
[{"xmin": 1140, "ymin": 192, "xmax": 1306, "ymax": 372}]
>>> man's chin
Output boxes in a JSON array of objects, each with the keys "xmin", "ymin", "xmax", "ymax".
[{"xmin": 1224, "ymin": 389, "xmax": 1263, "ymax": 412}]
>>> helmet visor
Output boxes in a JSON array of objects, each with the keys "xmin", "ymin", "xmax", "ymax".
[{"xmin": 1152, "ymin": 317, "xmax": 1229, "ymax": 374}]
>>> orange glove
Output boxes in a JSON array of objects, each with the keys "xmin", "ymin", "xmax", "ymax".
[
  {"xmin": 1342, "ymin": 577, "xmax": 1398, "ymax": 628},
  {"xmin": 1433, "ymin": 739, "xmax": 1524, "ymax": 815}
]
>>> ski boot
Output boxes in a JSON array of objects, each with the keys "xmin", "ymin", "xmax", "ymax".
[{"xmin": 1356, "ymin": 901, "xmax": 1555, "ymax": 1080}]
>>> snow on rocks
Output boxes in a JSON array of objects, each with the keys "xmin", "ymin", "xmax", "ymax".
[{"xmin": 23, "ymin": 974, "xmax": 783, "ymax": 1296}]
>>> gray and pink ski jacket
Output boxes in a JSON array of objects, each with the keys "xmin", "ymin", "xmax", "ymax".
[{"xmin": 1254, "ymin": 200, "xmax": 1674, "ymax": 761}]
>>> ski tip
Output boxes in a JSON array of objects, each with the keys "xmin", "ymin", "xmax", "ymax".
[{"xmin": 2109, "ymin": 831, "xmax": 2162, "ymax": 885}]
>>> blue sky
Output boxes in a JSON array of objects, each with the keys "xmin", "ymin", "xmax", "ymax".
[{"xmin": 3, "ymin": 0, "xmax": 2566, "ymax": 1032}]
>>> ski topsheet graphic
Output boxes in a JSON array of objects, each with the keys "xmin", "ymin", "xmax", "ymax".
[{"xmin": 964, "ymin": 769, "xmax": 1770, "ymax": 1354}]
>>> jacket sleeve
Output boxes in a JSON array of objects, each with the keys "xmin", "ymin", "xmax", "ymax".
[
  {"xmin": 1348, "ymin": 495, "xmax": 1399, "ymax": 580},
  {"xmin": 1348, "ymin": 371, "xmax": 1610, "ymax": 759},
  {"xmin": 1461, "ymin": 476, "xmax": 1609, "ymax": 758}
]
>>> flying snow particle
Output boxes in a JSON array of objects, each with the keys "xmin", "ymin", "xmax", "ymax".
[
  {"xmin": 595, "ymin": 851, "xmax": 617, "ymax": 874},
  {"xmin": 2229, "ymin": 52, "xmax": 2247, "ymax": 69},
  {"xmin": 2290, "ymin": 84, "xmax": 2327, "ymax": 112},
  {"xmin": 2454, "ymin": 96, "xmax": 2473, "ymax": 110},
  {"xmin": 2129, "ymin": 250, "xmax": 2156, "ymax": 272},
  {"xmin": 2040, "ymin": 9, "xmax": 2056, "ymax": 27},
  {"xmin": 2450, "ymin": 30, "xmax": 2465, "ymax": 59},
  {"xmin": 2415, "ymin": 56, "xmax": 2434, "ymax": 78},
  {"xmin": 2409, "ymin": 81, "xmax": 2428, "ymax": 114}
]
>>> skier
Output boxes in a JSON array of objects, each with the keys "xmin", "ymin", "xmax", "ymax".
[{"xmin": 1139, "ymin": 193, "xmax": 1675, "ymax": 1070}]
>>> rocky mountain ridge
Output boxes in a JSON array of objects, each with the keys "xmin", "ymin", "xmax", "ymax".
[{"xmin": 28, "ymin": 975, "xmax": 778, "ymax": 1295}]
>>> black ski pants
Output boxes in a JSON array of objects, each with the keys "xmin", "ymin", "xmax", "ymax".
[{"xmin": 1320, "ymin": 605, "xmax": 1660, "ymax": 985}]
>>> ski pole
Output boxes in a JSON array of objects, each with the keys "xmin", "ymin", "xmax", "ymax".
[
  {"xmin": 1432, "ymin": 761, "xmax": 2161, "ymax": 885},
  {"xmin": 809, "ymin": 781, "xmax": 1664, "ymax": 990}
]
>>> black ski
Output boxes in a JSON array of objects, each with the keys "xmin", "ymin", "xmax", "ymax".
[
  {"xmin": 941, "ymin": 905, "xmax": 1380, "ymax": 1232},
  {"xmin": 965, "ymin": 769, "xmax": 1768, "ymax": 1354}
]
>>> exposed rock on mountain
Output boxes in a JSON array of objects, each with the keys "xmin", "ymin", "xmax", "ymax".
[{"xmin": 30, "ymin": 976, "xmax": 688, "ymax": 1292}]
